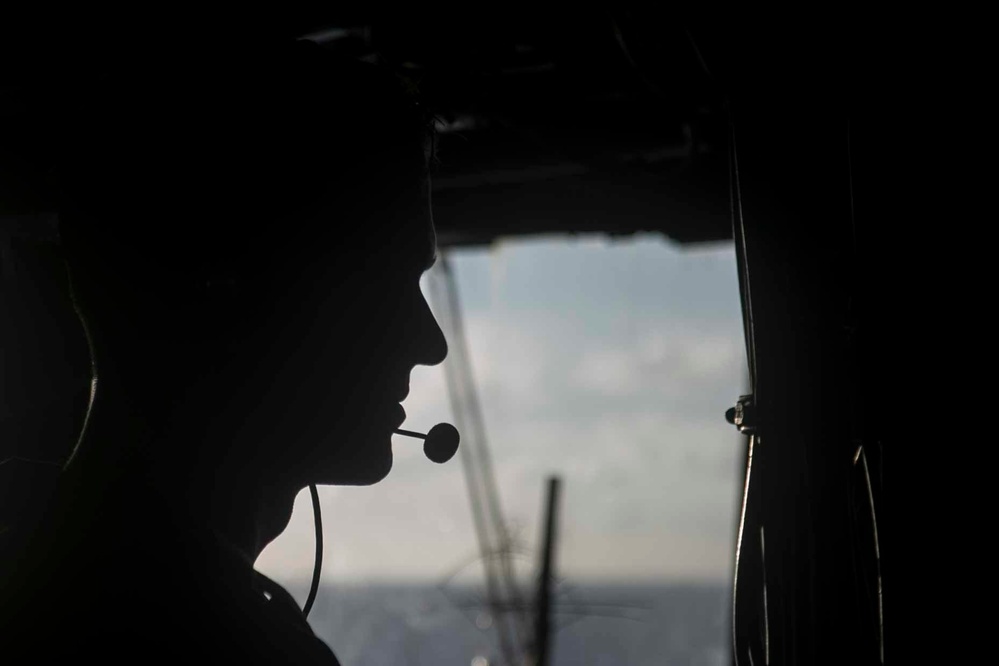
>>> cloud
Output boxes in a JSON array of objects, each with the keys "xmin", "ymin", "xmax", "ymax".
[{"xmin": 575, "ymin": 325, "xmax": 744, "ymax": 395}]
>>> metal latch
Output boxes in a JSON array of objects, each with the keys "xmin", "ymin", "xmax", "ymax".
[{"xmin": 725, "ymin": 394, "xmax": 756, "ymax": 435}]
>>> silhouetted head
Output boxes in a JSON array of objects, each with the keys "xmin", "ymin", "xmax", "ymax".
[{"xmin": 57, "ymin": 41, "xmax": 447, "ymax": 492}]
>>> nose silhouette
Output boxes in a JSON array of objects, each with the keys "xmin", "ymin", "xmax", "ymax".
[{"xmin": 415, "ymin": 291, "xmax": 447, "ymax": 367}]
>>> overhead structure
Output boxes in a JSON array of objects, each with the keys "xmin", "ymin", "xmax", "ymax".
[{"xmin": 2, "ymin": 10, "xmax": 732, "ymax": 247}]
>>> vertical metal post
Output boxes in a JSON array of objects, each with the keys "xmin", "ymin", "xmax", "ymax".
[{"xmin": 533, "ymin": 476, "xmax": 561, "ymax": 666}]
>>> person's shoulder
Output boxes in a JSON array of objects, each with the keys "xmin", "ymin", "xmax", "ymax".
[
  {"xmin": 248, "ymin": 571, "xmax": 342, "ymax": 665},
  {"xmin": 1, "ymin": 474, "xmax": 340, "ymax": 664}
]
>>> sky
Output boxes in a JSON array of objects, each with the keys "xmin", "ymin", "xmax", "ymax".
[{"xmin": 256, "ymin": 233, "xmax": 748, "ymax": 595}]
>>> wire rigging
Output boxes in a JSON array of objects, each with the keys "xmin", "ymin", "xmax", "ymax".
[{"xmin": 427, "ymin": 253, "xmax": 525, "ymax": 665}]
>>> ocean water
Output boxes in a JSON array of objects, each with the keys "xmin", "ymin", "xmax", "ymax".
[{"xmin": 304, "ymin": 583, "xmax": 730, "ymax": 666}]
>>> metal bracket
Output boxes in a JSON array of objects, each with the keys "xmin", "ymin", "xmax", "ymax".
[{"xmin": 726, "ymin": 394, "xmax": 756, "ymax": 435}]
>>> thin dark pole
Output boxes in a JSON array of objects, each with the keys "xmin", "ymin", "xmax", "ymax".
[{"xmin": 533, "ymin": 476, "xmax": 561, "ymax": 666}]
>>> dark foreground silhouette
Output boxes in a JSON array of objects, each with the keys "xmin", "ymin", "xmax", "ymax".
[{"xmin": 1, "ymin": 39, "xmax": 447, "ymax": 664}]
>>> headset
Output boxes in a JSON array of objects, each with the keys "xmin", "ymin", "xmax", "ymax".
[{"xmin": 302, "ymin": 424, "xmax": 459, "ymax": 617}]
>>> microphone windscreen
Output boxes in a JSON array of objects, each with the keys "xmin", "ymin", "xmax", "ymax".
[{"xmin": 423, "ymin": 423, "xmax": 459, "ymax": 464}]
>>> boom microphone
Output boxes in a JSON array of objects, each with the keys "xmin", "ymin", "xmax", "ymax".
[
  {"xmin": 303, "ymin": 422, "xmax": 459, "ymax": 618},
  {"xmin": 394, "ymin": 423, "xmax": 460, "ymax": 464}
]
